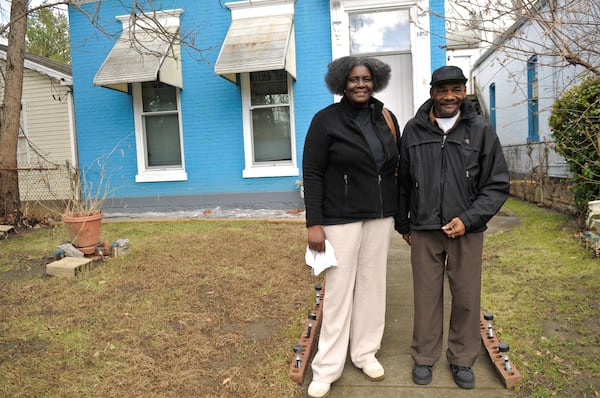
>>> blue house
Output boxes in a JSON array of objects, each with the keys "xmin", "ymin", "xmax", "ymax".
[{"xmin": 68, "ymin": 0, "xmax": 446, "ymax": 215}]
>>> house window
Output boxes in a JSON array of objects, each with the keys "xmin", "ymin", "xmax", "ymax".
[
  {"xmin": 349, "ymin": 9, "xmax": 410, "ymax": 54},
  {"xmin": 241, "ymin": 70, "xmax": 298, "ymax": 178},
  {"xmin": 489, "ymin": 83, "xmax": 496, "ymax": 131},
  {"xmin": 527, "ymin": 55, "xmax": 539, "ymax": 142},
  {"xmin": 133, "ymin": 81, "xmax": 187, "ymax": 182}
]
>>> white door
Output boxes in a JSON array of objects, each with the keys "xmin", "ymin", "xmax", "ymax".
[
  {"xmin": 374, "ymin": 53, "xmax": 414, "ymax": 134},
  {"xmin": 348, "ymin": 8, "xmax": 414, "ymax": 134}
]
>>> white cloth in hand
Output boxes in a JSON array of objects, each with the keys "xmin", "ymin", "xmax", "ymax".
[{"xmin": 305, "ymin": 240, "xmax": 337, "ymax": 276}]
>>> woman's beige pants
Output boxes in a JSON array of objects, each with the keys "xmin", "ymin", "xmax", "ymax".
[{"xmin": 311, "ymin": 217, "xmax": 393, "ymax": 383}]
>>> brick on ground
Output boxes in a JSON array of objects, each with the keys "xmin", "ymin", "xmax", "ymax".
[
  {"xmin": 46, "ymin": 257, "xmax": 94, "ymax": 278},
  {"xmin": 0, "ymin": 225, "xmax": 15, "ymax": 239}
]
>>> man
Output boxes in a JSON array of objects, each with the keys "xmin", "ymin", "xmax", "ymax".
[{"xmin": 396, "ymin": 66, "xmax": 510, "ymax": 389}]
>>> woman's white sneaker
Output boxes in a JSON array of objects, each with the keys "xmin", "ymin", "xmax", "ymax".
[
  {"xmin": 362, "ymin": 360, "xmax": 385, "ymax": 381},
  {"xmin": 307, "ymin": 381, "xmax": 331, "ymax": 398}
]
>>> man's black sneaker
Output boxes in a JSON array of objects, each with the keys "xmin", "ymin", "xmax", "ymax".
[
  {"xmin": 449, "ymin": 364, "xmax": 475, "ymax": 389},
  {"xmin": 412, "ymin": 364, "xmax": 432, "ymax": 385}
]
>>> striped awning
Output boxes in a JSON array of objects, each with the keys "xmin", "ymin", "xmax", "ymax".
[{"xmin": 214, "ymin": 14, "xmax": 296, "ymax": 83}]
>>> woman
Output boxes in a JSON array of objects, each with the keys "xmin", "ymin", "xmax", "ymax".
[{"xmin": 302, "ymin": 56, "xmax": 400, "ymax": 398}]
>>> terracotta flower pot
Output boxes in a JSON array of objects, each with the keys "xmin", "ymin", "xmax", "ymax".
[{"xmin": 62, "ymin": 212, "xmax": 103, "ymax": 249}]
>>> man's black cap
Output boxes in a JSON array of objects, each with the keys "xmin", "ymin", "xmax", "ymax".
[{"xmin": 430, "ymin": 65, "xmax": 467, "ymax": 86}]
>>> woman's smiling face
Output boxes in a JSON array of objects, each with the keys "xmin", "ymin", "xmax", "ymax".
[{"xmin": 345, "ymin": 65, "xmax": 373, "ymax": 108}]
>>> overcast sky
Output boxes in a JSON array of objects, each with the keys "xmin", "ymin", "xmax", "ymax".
[{"xmin": 0, "ymin": 0, "xmax": 67, "ymax": 24}]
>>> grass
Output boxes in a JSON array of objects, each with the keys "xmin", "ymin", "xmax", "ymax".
[
  {"xmin": 0, "ymin": 198, "xmax": 599, "ymax": 397},
  {"xmin": 0, "ymin": 219, "xmax": 317, "ymax": 397},
  {"xmin": 482, "ymin": 199, "xmax": 600, "ymax": 397}
]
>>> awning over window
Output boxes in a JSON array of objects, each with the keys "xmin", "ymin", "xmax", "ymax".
[
  {"xmin": 214, "ymin": 14, "xmax": 296, "ymax": 83},
  {"xmin": 94, "ymin": 16, "xmax": 182, "ymax": 93}
]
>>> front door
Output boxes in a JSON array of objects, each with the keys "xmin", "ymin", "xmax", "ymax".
[{"xmin": 349, "ymin": 8, "xmax": 414, "ymax": 132}]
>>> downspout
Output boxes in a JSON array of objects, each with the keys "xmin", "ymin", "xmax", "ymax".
[{"xmin": 66, "ymin": 86, "xmax": 78, "ymax": 169}]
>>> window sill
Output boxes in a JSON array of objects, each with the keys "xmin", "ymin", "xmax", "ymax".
[
  {"xmin": 135, "ymin": 169, "xmax": 188, "ymax": 182},
  {"xmin": 243, "ymin": 165, "xmax": 299, "ymax": 178}
]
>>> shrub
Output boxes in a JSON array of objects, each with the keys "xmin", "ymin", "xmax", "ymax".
[{"xmin": 549, "ymin": 76, "xmax": 600, "ymax": 216}]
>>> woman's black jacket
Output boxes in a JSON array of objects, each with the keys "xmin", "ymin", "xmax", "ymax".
[{"xmin": 302, "ymin": 96, "xmax": 400, "ymax": 227}]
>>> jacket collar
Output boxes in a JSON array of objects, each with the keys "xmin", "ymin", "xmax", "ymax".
[
  {"xmin": 417, "ymin": 97, "xmax": 477, "ymax": 127},
  {"xmin": 340, "ymin": 95, "xmax": 385, "ymax": 117}
]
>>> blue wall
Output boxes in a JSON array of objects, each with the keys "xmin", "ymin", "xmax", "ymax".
[
  {"xmin": 429, "ymin": 0, "xmax": 446, "ymax": 72},
  {"xmin": 68, "ymin": 0, "xmax": 332, "ymax": 202}
]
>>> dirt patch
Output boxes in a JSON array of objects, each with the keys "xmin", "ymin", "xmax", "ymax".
[{"xmin": 0, "ymin": 257, "xmax": 50, "ymax": 281}]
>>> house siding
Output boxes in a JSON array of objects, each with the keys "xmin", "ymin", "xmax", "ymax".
[
  {"xmin": 429, "ymin": 0, "xmax": 446, "ymax": 71},
  {"xmin": 69, "ymin": 0, "xmax": 332, "ymax": 211},
  {"xmin": 21, "ymin": 69, "xmax": 72, "ymax": 163},
  {"xmin": 472, "ymin": 0, "xmax": 597, "ymax": 147},
  {"xmin": 0, "ymin": 59, "xmax": 73, "ymax": 202},
  {"xmin": 69, "ymin": 0, "xmax": 441, "ymax": 213}
]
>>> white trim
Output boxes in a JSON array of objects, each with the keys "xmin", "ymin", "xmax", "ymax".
[
  {"xmin": 17, "ymin": 102, "xmax": 30, "ymax": 164},
  {"xmin": 226, "ymin": 0, "xmax": 295, "ymax": 18},
  {"xmin": 0, "ymin": 50, "xmax": 71, "ymax": 84},
  {"xmin": 135, "ymin": 169, "xmax": 188, "ymax": 182},
  {"xmin": 67, "ymin": 90, "xmax": 78, "ymax": 167},
  {"xmin": 242, "ymin": 165, "xmax": 299, "ymax": 178},
  {"xmin": 132, "ymin": 82, "xmax": 187, "ymax": 182},
  {"xmin": 240, "ymin": 72, "xmax": 298, "ymax": 179},
  {"xmin": 330, "ymin": 0, "xmax": 429, "ymax": 115}
]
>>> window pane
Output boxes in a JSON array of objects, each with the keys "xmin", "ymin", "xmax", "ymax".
[
  {"xmin": 350, "ymin": 9, "xmax": 410, "ymax": 54},
  {"xmin": 142, "ymin": 82, "xmax": 177, "ymax": 112},
  {"xmin": 144, "ymin": 114, "xmax": 181, "ymax": 167},
  {"xmin": 250, "ymin": 70, "xmax": 288, "ymax": 105},
  {"xmin": 252, "ymin": 106, "xmax": 291, "ymax": 162}
]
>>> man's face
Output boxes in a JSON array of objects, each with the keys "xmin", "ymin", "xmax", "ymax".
[{"xmin": 430, "ymin": 82, "xmax": 466, "ymax": 118}]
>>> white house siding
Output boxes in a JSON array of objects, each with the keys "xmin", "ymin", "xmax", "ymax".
[
  {"xmin": 19, "ymin": 67, "xmax": 74, "ymax": 202},
  {"xmin": 0, "ymin": 57, "xmax": 74, "ymax": 202},
  {"xmin": 471, "ymin": 0, "xmax": 599, "ymax": 179},
  {"xmin": 472, "ymin": 0, "xmax": 598, "ymax": 147}
]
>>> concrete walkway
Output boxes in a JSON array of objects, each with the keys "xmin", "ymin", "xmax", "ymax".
[{"xmin": 303, "ymin": 215, "xmax": 520, "ymax": 398}]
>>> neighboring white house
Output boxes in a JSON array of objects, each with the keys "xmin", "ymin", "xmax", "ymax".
[
  {"xmin": 471, "ymin": 0, "xmax": 598, "ymax": 177},
  {"xmin": 0, "ymin": 45, "xmax": 76, "ymax": 203}
]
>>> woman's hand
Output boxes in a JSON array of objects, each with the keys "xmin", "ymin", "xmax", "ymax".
[{"xmin": 307, "ymin": 225, "xmax": 326, "ymax": 252}]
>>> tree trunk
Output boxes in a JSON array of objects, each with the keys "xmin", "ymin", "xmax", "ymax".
[{"xmin": 0, "ymin": 0, "xmax": 27, "ymax": 221}]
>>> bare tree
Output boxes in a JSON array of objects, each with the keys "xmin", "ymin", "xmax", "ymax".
[
  {"xmin": 443, "ymin": 0, "xmax": 600, "ymax": 77},
  {"xmin": 0, "ymin": 0, "xmax": 27, "ymax": 222}
]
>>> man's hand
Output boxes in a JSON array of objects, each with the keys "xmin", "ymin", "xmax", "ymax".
[{"xmin": 442, "ymin": 217, "xmax": 465, "ymax": 239}]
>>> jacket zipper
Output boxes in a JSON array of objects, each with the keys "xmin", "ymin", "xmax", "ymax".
[
  {"xmin": 378, "ymin": 174, "xmax": 384, "ymax": 217},
  {"xmin": 344, "ymin": 174, "xmax": 349, "ymax": 207},
  {"xmin": 439, "ymin": 135, "xmax": 448, "ymax": 221}
]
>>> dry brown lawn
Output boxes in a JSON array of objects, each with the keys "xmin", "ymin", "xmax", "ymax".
[{"xmin": 1, "ymin": 219, "xmax": 320, "ymax": 397}]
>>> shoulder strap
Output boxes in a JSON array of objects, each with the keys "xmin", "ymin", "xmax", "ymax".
[{"xmin": 382, "ymin": 107, "xmax": 397, "ymax": 142}]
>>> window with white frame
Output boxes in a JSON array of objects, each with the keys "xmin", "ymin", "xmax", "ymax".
[
  {"xmin": 349, "ymin": 9, "xmax": 410, "ymax": 54},
  {"xmin": 241, "ymin": 70, "xmax": 298, "ymax": 178},
  {"xmin": 133, "ymin": 81, "xmax": 187, "ymax": 182}
]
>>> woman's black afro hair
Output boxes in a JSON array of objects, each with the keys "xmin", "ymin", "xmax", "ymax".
[{"xmin": 325, "ymin": 56, "xmax": 391, "ymax": 96}]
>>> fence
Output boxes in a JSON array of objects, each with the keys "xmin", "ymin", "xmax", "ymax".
[
  {"xmin": 15, "ymin": 141, "xmax": 575, "ymax": 216},
  {"xmin": 18, "ymin": 160, "xmax": 77, "ymax": 217},
  {"xmin": 503, "ymin": 140, "xmax": 574, "ymax": 212}
]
